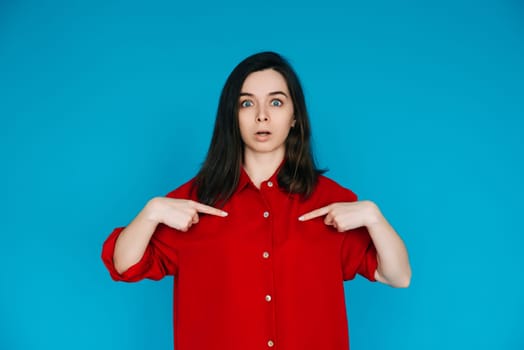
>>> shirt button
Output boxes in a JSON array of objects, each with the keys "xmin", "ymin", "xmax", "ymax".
[
  {"xmin": 265, "ymin": 294, "xmax": 272, "ymax": 302},
  {"xmin": 262, "ymin": 251, "xmax": 270, "ymax": 259},
  {"xmin": 263, "ymin": 211, "xmax": 270, "ymax": 218},
  {"xmin": 267, "ymin": 181, "xmax": 273, "ymax": 187},
  {"xmin": 268, "ymin": 340, "xmax": 275, "ymax": 347}
]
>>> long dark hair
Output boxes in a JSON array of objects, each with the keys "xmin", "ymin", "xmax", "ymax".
[{"xmin": 193, "ymin": 51, "xmax": 323, "ymax": 207}]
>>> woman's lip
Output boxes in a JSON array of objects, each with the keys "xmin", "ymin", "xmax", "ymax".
[{"xmin": 255, "ymin": 132, "xmax": 271, "ymax": 141}]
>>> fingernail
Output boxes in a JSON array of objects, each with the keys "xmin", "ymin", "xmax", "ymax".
[
  {"xmin": 298, "ymin": 216, "xmax": 304, "ymax": 221},
  {"xmin": 222, "ymin": 211, "xmax": 228, "ymax": 217}
]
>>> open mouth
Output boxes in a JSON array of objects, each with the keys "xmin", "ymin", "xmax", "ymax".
[{"xmin": 256, "ymin": 131, "xmax": 271, "ymax": 135}]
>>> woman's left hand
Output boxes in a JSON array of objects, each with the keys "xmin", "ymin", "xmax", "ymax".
[{"xmin": 298, "ymin": 200, "xmax": 380, "ymax": 231}]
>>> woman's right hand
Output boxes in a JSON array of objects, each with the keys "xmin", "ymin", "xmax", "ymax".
[{"xmin": 146, "ymin": 197, "xmax": 228, "ymax": 232}]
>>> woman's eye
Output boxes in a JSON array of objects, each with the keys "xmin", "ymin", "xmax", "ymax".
[
  {"xmin": 240, "ymin": 100, "xmax": 253, "ymax": 108},
  {"xmin": 270, "ymin": 99, "xmax": 283, "ymax": 107}
]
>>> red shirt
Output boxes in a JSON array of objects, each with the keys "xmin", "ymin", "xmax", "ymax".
[{"xmin": 102, "ymin": 169, "xmax": 378, "ymax": 350}]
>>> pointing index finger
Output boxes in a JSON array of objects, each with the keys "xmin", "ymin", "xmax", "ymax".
[
  {"xmin": 298, "ymin": 205, "xmax": 331, "ymax": 221},
  {"xmin": 192, "ymin": 201, "xmax": 228, "ymax": 217}
]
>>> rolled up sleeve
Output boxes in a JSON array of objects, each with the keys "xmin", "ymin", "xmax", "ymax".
[
  {"xmin": 101, "ymin": 224, "xmax": 179, "ymax": 282},
  {"xmin": 341, "ymin": 226, "xmax": 378, "ymax": 281}
]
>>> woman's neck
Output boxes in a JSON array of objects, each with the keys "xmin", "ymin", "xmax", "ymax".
[{"xmin": 243, "ymin": 150, "xmax": 284, "ymax": 189}]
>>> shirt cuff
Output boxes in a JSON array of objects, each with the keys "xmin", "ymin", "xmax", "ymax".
[{"xmin": 101, "ymin": 227, "xmax": 153, "ymax": 282}]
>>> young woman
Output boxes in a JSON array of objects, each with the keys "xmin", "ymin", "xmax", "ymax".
[{"xmin": 102, "ymin": 51, "xmax": 411, "ymax": 350}]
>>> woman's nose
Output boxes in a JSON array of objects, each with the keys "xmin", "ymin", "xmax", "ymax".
[{"xmin": 256, "ymin": 109, "xmax": 269, "ymax": 122}]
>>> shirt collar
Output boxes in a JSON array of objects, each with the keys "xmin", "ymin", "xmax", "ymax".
[
  {"xmin": 236, "ymin": 159, "xmax": 286, "ymax": 193},
  {"xmin": 237, "ymin": 167, "xmax": 252, "ymax": 192}
]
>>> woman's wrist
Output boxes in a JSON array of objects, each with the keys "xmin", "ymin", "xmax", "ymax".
[
  {"xmin": 143, "ymin": 197, "xmax": 163, "ymax": 224},
  {"xmin": 362, "ymin": 200, "xmax": 383, "ymax": 228}
]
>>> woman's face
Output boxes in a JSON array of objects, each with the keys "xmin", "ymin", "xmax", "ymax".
[{"xmin": 238, "ymin": 69, "xmax": 295, "ymax": 159}]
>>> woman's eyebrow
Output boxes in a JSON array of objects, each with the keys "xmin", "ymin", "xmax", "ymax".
[
  {"xmin": 239, "ymin": 91, "xmax": 288, "ymax": 97},
  {"xmin": 268, "ymin": 91, "xmax": 288, "ymax": 97}
]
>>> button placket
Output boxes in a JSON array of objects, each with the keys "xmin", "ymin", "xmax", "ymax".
[{"xmin": 259, "ymin": 191, "xmax": 276, "ymax": 349}]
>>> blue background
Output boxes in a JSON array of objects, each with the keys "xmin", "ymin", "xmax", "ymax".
[{"xmin": 2, "ymin": 1, "xmax": 523, "ymax": 349}]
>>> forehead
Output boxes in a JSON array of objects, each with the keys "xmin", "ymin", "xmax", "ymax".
[{"xmin": 241, "ymin": 69, "xmax": 289, "ymax": 95}]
